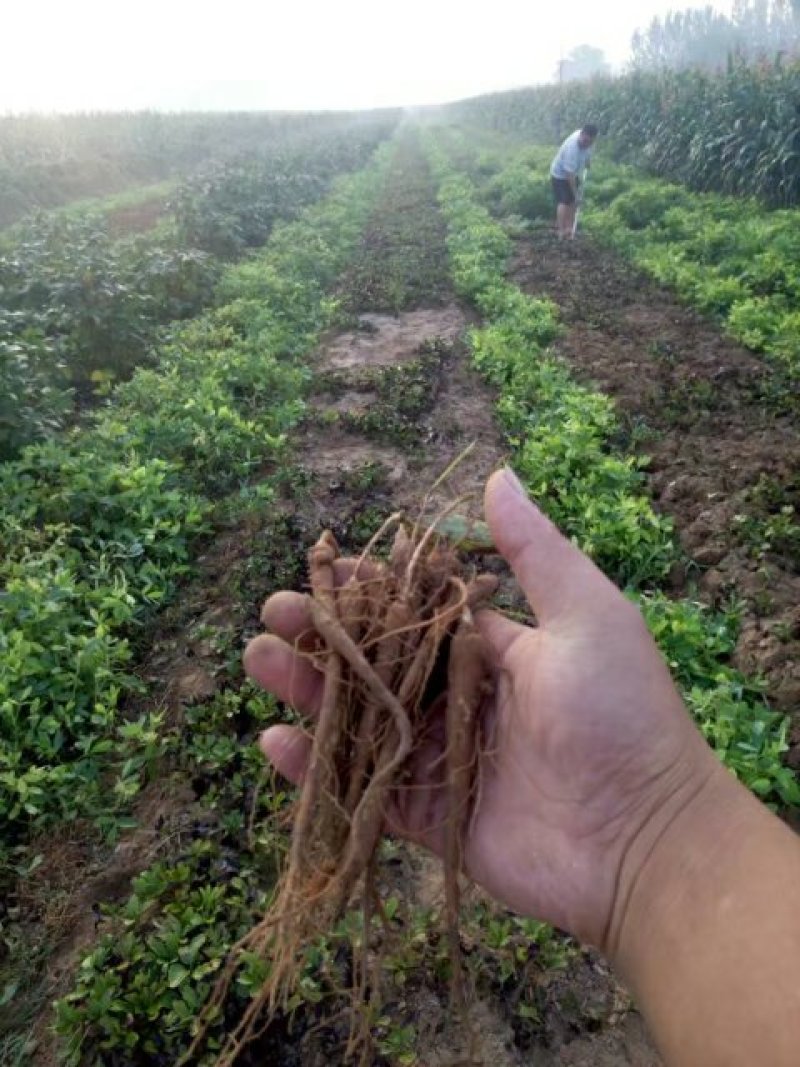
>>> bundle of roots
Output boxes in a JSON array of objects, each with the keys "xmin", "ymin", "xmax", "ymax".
[{"xmin": 189, "ymin": 513, "xmax": 498, "ymax": 1065}]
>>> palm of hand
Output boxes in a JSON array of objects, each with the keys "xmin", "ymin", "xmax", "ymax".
[{"xmin": 398, "ymin": 608, "xmax": 689, "ymax": 948}]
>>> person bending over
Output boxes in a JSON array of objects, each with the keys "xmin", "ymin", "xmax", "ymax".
[{"xmin": 551, "ymin": 123, "xmax": 598, "ymax": 239}]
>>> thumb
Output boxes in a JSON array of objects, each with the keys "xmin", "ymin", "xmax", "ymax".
[{"xmin": 485, "ymin": 468, "xmax": 616, "ymax": 625}]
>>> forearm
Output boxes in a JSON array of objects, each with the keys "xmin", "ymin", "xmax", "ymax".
[{"xmin": 612, "ymin": 763, "xmax": 800, "ymax": 1066}]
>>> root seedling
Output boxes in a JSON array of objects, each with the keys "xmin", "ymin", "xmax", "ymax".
[{"xmin": 186, "ymin": 500, "xmax": 498, "ymax": 1066}]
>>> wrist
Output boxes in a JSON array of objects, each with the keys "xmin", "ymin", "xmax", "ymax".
[
  {"xmin": 607, "ymin": 756, "xmax": 741, "ymax": 967},
  {"xmin": 608, "ymin": 752, "xmax": 800, "ymax": 1066}
]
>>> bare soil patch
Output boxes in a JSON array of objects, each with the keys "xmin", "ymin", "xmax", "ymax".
[
  {"xmin": 324, "ymin": 309, "xmax": 466, "ymax": 370},
  {"xmin": 105, "ymin": 196, "xmax": 167, "ymax": 236}
]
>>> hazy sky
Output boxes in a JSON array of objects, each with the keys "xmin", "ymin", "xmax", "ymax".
[{"xmin": 3, "ymin": 0, "xmax": 734, "ymax": 113}]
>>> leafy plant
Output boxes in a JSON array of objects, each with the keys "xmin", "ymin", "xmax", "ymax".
[
  {"xmin": 483, "ymin": 157, "xmax": 554, "ymax": 222},
  {"xmin": 0, "ymin": 315, "xmax": 72, "ymax": 458},
  {"xmin": 0, "ymin": 147, "xmax": 388, "ymax": 880},
  {"xmin": 0, "ymin": 215, "xmax": 218, "ymax": 383},
  {"xmin": 55, "ymin": 840, "xmax": 269, "ymax": 1066}
]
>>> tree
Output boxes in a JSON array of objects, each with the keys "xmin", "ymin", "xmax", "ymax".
[
  {"xmin": 631, "ymin": 1, "xmax": 799, "ymax": 71},
  {"xmin": 632, "ymin": 7, "xmax": 739, "ymax": 70},
  {"xmin": 558, "ymin": 45, "xmax": 611, "ymax": 83}
]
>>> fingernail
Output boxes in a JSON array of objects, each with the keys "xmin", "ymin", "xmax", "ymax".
[{"xmin": 502, "ymin": 466, "xmax": 528, "ymax": 499}]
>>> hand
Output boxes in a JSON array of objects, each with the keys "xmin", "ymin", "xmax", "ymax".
[{"xmin": 244, "ymin": 469, "xmax": 721, "ymax": 952}]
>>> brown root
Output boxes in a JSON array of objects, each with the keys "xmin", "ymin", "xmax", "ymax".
[
  {"xmin": 190, "ymin": 511, "xmax": 497, "ymax": 1065},
  {"xmin": 444, "ymin": 614, "xmax": 492, "ymax": 1006}
]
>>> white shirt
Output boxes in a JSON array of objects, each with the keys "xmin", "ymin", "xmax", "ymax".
[{"xmin": 550, "ymin": 130, "xmax": 592, "ymax": 180}]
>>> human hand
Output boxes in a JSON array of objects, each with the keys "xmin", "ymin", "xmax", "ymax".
[{"xmin": 244, "ymin": 468, "xmax": 721, "ymax": 953}]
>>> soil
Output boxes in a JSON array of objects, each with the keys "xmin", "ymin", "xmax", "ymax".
[
  {"xmin": 511, "ymin": 229, "xmax": 800, "ymax": 729},
  {"xmin": 105, "ymin": 196, "xmax": 167, "ymax": 236},
  {"xmin": 306, "ymin": 307, "xmax": 505, "ymax": 520},
  {"xmin": 324, "ymin": 310, "xmax": 465, "ymax": 370}
]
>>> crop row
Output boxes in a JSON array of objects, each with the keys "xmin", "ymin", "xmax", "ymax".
[
  {"xmin": 0, "ymin": 146, "xmax": 391, "ymax": 885},
  {"xmin": 0, "ymin": 111, "xmax": 401, "ymax": 228},
  {"xmin": 583, "ymin": 167, "xmax": 800, "ymax": 392},
  {"xmin": 424, "ymin": 133, "xmax": 798, "ymax": 809},
  {"xmin": 451, "ymin": 134, "xmax": 800, "ymax": 398},
  {"xmin": 0, "ymin": 122, "xmax": 394, "ymax": 461}
]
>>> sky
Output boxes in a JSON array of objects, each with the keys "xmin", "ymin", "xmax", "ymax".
[{"xmin": 2, "ymin": 0, "xmax": 734, "ymax": 113}]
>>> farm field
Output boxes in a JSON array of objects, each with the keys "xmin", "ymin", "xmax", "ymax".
[
  {"xmin": 0, "ymin": 112, "xmax": 400, "ymax": 229},
  {"xmin": 0, "ymin": 117, "xmax": 396, "ymax": 460},
  {"xmin": 1, "ymin": 115, "xmax": 798, "ymax": 1067}
]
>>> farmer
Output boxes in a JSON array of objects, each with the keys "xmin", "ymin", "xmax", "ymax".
[
  {"xmin": 550, "ymin": 123, "xmax": 598, "ymax": 239},
  {"xmin": 248, "ymin": 468, "xmax": 800, "ymax": 1067}
]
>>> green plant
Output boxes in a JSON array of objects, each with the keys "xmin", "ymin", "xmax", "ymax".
[
  {"xmin": 55, "ymin": 840, "xmax": 269, "ymax": 1065},
  {"xmin": 0, "ymin": 148, "xmax": 388, "ymax": 882},
  {"xmin": 734, "ymin": 506, "xmax": 800, "ymax": 560},
  {"xmin": 0, "ymin": 316, "xmax": 72, "ymax": 458},
  {"xmin": 483, "ymin": 159, "xmax": 553, "ymax": 222},
  {"xmin": 376, "ymin": 1022, "xmax": 417, "ymax": 1065},
  {"xmin": 609, "ymin": 184, "xmax": 693, "ymax": 230},
  {"xmin": 0, "ymin": 215, "xmax": 219, "ymax": 384}
]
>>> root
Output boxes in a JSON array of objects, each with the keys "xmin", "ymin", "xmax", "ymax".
[
  {"xmin": 191, "ymin": 506, "xmax": 497, "ymax": 1065},
  {"xmin": 444, "ymin": 614, "xmax": 492, "ymax": 1006}
]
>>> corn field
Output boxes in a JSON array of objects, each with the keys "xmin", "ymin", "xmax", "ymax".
[{"xmin": 450, "ymin": 58, "xmax": 800, "ymax": 207}]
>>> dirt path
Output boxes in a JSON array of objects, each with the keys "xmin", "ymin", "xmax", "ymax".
[{"xmin": 512, "ymin": 230, "xmax": 800, "ymax": 733}]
